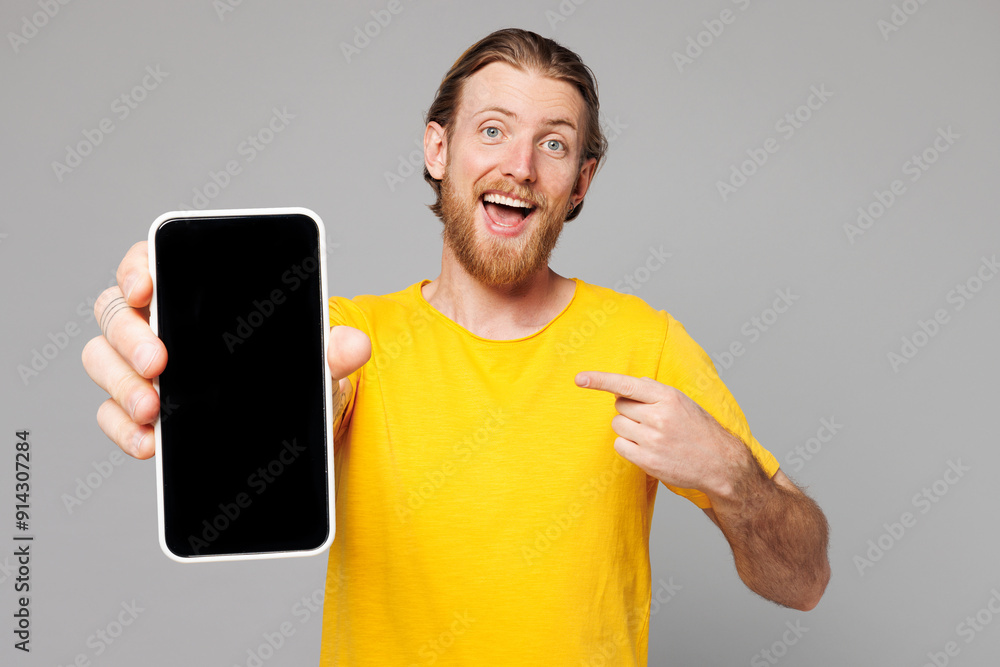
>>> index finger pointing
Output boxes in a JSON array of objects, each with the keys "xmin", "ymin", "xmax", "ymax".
[{"xmin": 574, "ymin": 371, "xmax": 659, "ymax": 403}]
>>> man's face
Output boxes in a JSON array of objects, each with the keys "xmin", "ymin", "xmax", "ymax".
[{"xmin": 427, "ymin": 62, "xmax": 596, "ymax": 288}]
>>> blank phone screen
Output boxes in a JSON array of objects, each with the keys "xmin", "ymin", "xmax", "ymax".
[{"xmin": 153, "ymin": 213, "xmax": 330, "ymax": 558}]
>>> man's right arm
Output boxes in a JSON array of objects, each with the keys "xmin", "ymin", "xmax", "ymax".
[{"xmin": 82, "ymin": 240, "xmax": 371, "ymax": 459}]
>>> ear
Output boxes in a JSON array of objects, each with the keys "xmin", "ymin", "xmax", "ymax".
[
  {"xmin": 424, "ymin": 121, "xmax": 447, "ymax": 180},
  {"xmin": 569, "ymin": 156, "xmax": 598, "ymax": 207}
]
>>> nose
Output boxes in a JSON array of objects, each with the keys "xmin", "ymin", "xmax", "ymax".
[{"xmin": 500, "ymin": 135, "xmax": 536, "ymax": 183}]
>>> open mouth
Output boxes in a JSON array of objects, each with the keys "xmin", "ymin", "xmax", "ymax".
[{"xmin": 481, "ymin": 192, "xmax": 536, "ymax": 229}]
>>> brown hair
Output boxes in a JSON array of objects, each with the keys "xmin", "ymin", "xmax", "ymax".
[{"xmin": 424, "ymin": 28, "xmax": 607, "ymax": 222}]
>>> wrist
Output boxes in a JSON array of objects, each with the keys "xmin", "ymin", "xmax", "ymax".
[{"xmin": 704, "ymin": 433, "xmax": 772, "ymax": 511}]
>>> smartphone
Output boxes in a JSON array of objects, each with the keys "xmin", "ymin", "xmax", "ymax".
[{"xmin": 147, "ymin": 207, "xmax": 334, "ymax": 562}]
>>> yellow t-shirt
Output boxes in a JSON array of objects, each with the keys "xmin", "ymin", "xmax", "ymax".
[{"xmin": 320, "ymin": 278, "xmax": 779, "ymax": 666}]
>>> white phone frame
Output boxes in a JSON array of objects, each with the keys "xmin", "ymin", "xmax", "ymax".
[{"xmin": 147, "ymin": 207, "xmax": 334, "ymax": 563}]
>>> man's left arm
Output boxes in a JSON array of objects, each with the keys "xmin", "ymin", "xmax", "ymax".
[
  {"xmin": 575, "ymin": 371, "xmax": 830, "ymax": 611},
  {"xmin": 701, "ymin": 462, "xmax": 830, "ymax": 611}
]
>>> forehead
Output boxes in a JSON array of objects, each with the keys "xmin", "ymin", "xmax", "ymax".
[{"xmin": 455, "ymin": 61, "xmax": 586, "ymax": 130}]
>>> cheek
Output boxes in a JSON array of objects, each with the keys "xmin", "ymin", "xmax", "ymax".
[{"xmin": 542, "ymin": 168, "xmax": 579, "ymax": 201}]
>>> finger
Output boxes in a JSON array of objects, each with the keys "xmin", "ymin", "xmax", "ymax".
[
  {"xmin": 612, "ymin": 435, "xmax": 648, "ymax": 471},
  {"xmin": 117, "ymin": 241, "xmax": 153, "ymax": 307},
  {"xmin": 327, "ymin": 325, "xmax": 372, "ymax": 390},
  {"xmin": 93, "ymin": 286, "xmax": 166, "ymax": 379},
  {"xmin": 96, "ymin": 398, "xmax": 155, "ymax": 459},
  {"xmin": 613, "ymin": 395, "xmax": 650, "ymax": 422},
  {"xmin": 575, "ymin": 371, "xmax": 659, "ymax": 403},
  {"xmin": 611, "ymin": 413, "xmax": 647, "ymax": 443},
  {"xmin": 82, "ymin": 335, "xmax": 160, "ymax": 425}
]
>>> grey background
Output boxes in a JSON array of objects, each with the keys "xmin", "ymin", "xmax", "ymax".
[{"xmin": 2, "ymin": 0, "xmax": 998, "ymax": 665}]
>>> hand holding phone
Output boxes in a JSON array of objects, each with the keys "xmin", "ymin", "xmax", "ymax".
[
  {"xmin": 83, "ymin": 241, "xmax": 166, "ymax": 460},
  {"xmin": 148, "ymin": 207, "xmax": 334, "ymax": 562}
]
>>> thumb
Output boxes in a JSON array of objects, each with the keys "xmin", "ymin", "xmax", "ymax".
[{"xmin": 327, "ymin": 325, "xmax": 372, "ymax": 391}]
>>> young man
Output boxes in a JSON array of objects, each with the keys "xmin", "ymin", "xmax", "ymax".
[{"xmin": 83, "ymin": 28, "xmax": 828, "ymax": 666}]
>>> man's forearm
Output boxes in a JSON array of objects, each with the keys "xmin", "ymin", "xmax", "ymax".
[{"xmin": 707, "ymin": 443, "xmax": 831, "ymax": 611}]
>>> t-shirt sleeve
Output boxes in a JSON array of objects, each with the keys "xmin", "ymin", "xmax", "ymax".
[
  {"xmin": 655, "ymin": 312, "xmax": 780, "ymax": 509},
  {"xmin": 328, "ymin": 296, "xmax": 369, "ymax": 446}
]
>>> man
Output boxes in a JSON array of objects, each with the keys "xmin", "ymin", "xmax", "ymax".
[{"xmin": 83, "ymin": 28, "xmax": 829, "ymax": 666}]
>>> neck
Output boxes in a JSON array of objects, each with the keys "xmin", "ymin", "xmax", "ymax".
[{"xmin": 421, "ymin": 244, "xmax": 576, "ymax": 339}]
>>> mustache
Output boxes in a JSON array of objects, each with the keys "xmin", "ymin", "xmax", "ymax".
[{"xmin": 474, "ymin": 179, "xmax": 547, "ymax": 209}]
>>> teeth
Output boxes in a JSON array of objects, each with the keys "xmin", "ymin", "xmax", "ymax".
[{"xmin": 483, "ymin": 193, "xmax": 533, "ymax": 209}]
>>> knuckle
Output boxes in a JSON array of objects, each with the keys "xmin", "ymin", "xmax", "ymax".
[
  {"xmin": 96, "ymin": 399, "xmax": 123, "ymax": 439},
  {"xmin": 96, "ymin": 398, "xmax": 114, "ymax": 421},
  {"xmin": 648, "ymin": 411, "xmax": 668, "ymax": 432},
  {"xmin": 660, "ymin": 387, "xmax": 681, "ymax": 406},
  {"xmin": 111, "ymin": 417, "xmax": 132, "ymax": 452},
  {"xmin": 110, "ymin": 372, "xmax": 141, "ymax": 408},
  {"xmin": 94, "ymin": 286, "xmax": 119, "ymax": 319}
]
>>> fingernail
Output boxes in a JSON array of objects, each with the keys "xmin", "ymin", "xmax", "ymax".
[
  {"xmin": 123, "ymin": 273, "xmax": 138, "ymax": 301},
  {"xmin": 135, "ymin": 343, "xmax": 158, "ymax": 376}
]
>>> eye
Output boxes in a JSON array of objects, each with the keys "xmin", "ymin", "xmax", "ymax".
[
  {"xmin": 483, "ymin": 127, "xmax": 501, "ymax": 139},
  {"xmin": 545, "ymin": 139, "xmax": 564, "ymax": 151}
]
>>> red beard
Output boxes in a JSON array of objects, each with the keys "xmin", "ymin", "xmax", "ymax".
[{"xmin": 438, "ymin": 175, "xmax": 568, "ymax": 288}]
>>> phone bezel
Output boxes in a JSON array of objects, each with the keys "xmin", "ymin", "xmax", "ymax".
[{"xmin": 147, "ymin": 207, "xmax": 334, "ymax": 563}]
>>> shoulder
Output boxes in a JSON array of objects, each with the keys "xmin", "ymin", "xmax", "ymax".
[
  {"xmin": 571, "ymin": 278, "xmax": 673, "ymax": 333},
  {"xmin": 328, "ymin": 281, "xmax": 425, "ymax": 331}
]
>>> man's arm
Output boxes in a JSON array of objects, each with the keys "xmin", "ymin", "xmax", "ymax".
[
  {"xmin": 702, "ymin": 465, "xmax": 829, "ymax": 611},
  {"xmin": 575, "ymin": 371, "xmax": 830, "ymax": 611}
]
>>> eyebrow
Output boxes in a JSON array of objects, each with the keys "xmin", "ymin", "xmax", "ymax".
[{"xmin": 474, "ymin": 105, "xmax": 578, "ymax": 132}]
